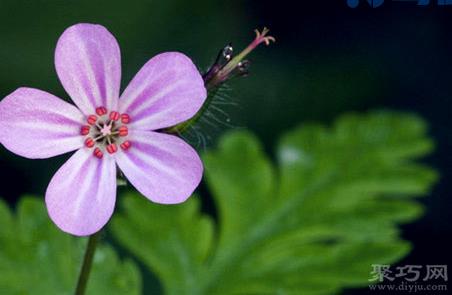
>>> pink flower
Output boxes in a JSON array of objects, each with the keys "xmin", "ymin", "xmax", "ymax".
[{"xmin": 0, "ymin": 24, "xmax": 206, "ymax": 236}]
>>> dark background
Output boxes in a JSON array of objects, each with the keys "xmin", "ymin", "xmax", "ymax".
[{"xmin": 0, "ymin": 0, "xmax": 450, "ymax": 294}]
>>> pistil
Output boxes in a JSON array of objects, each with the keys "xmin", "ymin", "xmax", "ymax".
[{"xmin": 81, "ymin": 107, "xmax": 131, "ymax": 157}]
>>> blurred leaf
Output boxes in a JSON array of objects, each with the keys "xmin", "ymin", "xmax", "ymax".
[
  {"xmin": 111, "ymin": 195, "xmax": 213, "ymax": 295},
  {"xmin": 0, "ymin": 197, "xmax": 141, "ymax": 295},
  {"xmin": 111, "ymin": 111, "xmax": 437, "ymax": 295}
]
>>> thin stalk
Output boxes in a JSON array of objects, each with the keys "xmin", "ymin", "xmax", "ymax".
[
  {"xmin": 74, "ymin": 231, "xmax": 101, "ymax": 295},
  {"xmin": 166, "ymin": 27, "xmax": 274, "ymax": 135}
]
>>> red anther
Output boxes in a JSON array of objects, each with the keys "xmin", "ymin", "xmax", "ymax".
[
  {"xmin": 85, "ymin": 137, "xmax": 95, "ymax": 148},
  {"xmin": 93, "ymin": 148, "xmax": 103, "ymax": 159},
  {"xmin": 96, "ymin": 107, "xmax": 107, "ymax": 116},
  {"xmin": 106, "ymin": 143, "xmax": 118, "ymax": 154},
  {"xmin": 121, "ymin": 113, "xmax": 130, "ymax": 124},
  {"xmin": 118, "ymin": 126, "xmax": 128, "ymax": 137},
  {"xmin": 81, "ymin": 125, "xmax": 90, "ymax": 135},
  {"xmin": 87, "ymin": 115, "xmax": 98, "ymax": 125},
  {"xmin": 109, "ymin": 111, "xmax": 120, "ymax": 121},
  {"xmin": 120, "ymin": 141, "xmax": 131, "ymax": 151}
]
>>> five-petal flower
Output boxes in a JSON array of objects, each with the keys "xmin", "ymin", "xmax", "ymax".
[{"xmin": 0, "ymin": 23, "xmax": 206, "ymax": 236}]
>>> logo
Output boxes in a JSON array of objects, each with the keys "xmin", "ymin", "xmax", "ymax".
[
  {"xmin": 368, "ymin": 264, "xmax": 448, "ymax": 293},
  {"xmin": 347, "ymin": 0, "xmax": 452, "ymax": 8}
]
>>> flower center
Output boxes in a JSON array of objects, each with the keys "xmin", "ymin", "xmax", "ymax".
[
  {"xmin": 100, "ymin": 123, "xmax": 112, "ymax": 136},
  {"xmin": 80, "ymin": 107, "xmax": 132, "ymax": 159}
]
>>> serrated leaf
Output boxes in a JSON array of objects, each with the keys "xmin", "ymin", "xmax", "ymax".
[
  {"xmin": 111, "ymin": 111, "xmax": 437, "ymax": 295},
  {"xmin": 0, "ymin": 197, "xmax": 141, "ymax": 295},
  {"xmin": 111, "ymin": 194, "xmax": 213, "ymax": 295}
]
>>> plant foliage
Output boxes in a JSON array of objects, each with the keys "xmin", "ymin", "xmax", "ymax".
[
  {"xmin": 111, "ymin": 111, "xmax": 437, "ymax": 294},
  {"xmin": 0, "ymin": 197, "xmax": 141, "ymax": 295}
]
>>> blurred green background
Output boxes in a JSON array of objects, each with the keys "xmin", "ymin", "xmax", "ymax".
[{"xmin": 0, "ymin": 0, "xmax": 450, "ymax": 294}]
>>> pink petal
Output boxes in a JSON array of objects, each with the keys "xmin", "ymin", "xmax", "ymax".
[
  {"xmin": 119, "ymin": 52, "xmax": 206, "ymax": 130},
  {"xmin": 55, "ymin": 23, "xmax": 121, "ymax": 115},
  {"xmin": 115, "ymin": 130, "xmax": 203, "ymax": 204},
  {"xmin": 0, "ymin": 88, "xmax": 84, "ymax": 159},
  {"xmin": 46, "ymin": 148, "xmax": 117, "ymax": 236}
]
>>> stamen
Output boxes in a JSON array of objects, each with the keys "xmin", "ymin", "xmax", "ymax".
[
  {"xmin": 81, "ymin": 125, "xmax": 90, "ymax": 135},
  {"xmin": 87, "ymin": 115, "xmax": 98, "ymax": 125},
  {"xmin": 85, "ymin": 137, "xmax": 95, "ymax": 148},
  {"xmin": 93, "ymin": 134, "xmax": 104, "ymax": 141},
  {"xmin": 93, "ymin": 148, "xmax": 103, "ymax": 159},
  {"xmin": 223, "ymin": 45, "xmax": 233, "ymax": 61},
  {"xmin": 121, "ymin": 113, "xmax": 130, "ymax": 124},
  {"xmin": 120, "ymin": 141, "xmax": 131, "ymax": 151},
  {"xmin": 118, "ymin": 126, "xmax": 128, "ymax": 137},
  {"xmin": 110, "ymin": 111, "xmax": 120, "ymax": 121},
  {"xmin": 106, "ymin": 143, "xmax": 118, "ymax": 154},
  {"xmin": 203, "ymin": 27, "xmax": 275, "ymax": 90},
  {"xmin": 96, "ymin": 107, "xmax": 107, "ymax": 116},
  {"xmin": 82, "ymin": 108, "xmax": 131, "ymax": 158},
  {"xmin": 253, "ymin": 27, "xmax": 276, "ymax": 46},
  {"xmin": 219, "ymin": 27, "xmax": 275, "ymax": 78}
]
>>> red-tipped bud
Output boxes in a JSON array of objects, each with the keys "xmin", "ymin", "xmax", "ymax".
[
  {"xmin": 96, "ymin": 107, "xmax": 107, "ymax": 116},
  {"xmin": 93, "ymin": 148, "xmax": 103, "ymax": 159},
  {"xmin": 81, "ymin": 125, "xmax": 90, "ymax": 135},
  {"xmin": 119, "ymin": 126, "xmax": 128, "ymax": 137},
  {"xmin": 120, "ymin": 141, "xmax": 131, "ymax": 151},
  {"xmin": 87, "ymin": 115, "xmax": 98, "ymax": 125},
  {"xmin": 121, "ymin": 113, "xmax": 130, "ymax": 124},
  {"xmin": 84, "ymin": 137, "xmax": 95, "ymax": 148},
  {"xmin": 106, "ymin": 143, "xmax": 118, "ymax": 154},
  {"xmin": 109, "ymin": 111, "xmax": 120, "ymax": 121}
]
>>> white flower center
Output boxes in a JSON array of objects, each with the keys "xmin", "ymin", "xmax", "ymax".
[{"xmin": 80, "ymin": 107, "xmax": 132, "ymax": 159}]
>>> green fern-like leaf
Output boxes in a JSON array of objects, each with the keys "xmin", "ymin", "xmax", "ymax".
[
  {"xmin": 111, "ymin": 111, "xmax": 437, "ymax": 295},
  {"xmin": 0, "ymin": 197, "xmax": 141, "ymax": 295}
]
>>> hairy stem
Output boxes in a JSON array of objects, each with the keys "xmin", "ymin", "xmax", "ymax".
[
  {"xmin": 166, "ymin": 27, "xmax": 274, "ymax": 135},
  {"xmin": 74, "ymin": 231, "xmax": 101, "ymax": 295}
]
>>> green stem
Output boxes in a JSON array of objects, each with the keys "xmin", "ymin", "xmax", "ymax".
[
  {"xmin": 166, "ymin": 88, "xmax": 219, "ymax": 134},
  {"xmin": 166, "ymin": 28, "xmax": 274, "ymax": 135},
  {"xmin": 74, "ymin": 231, "xmax": 101, "ymax": 295}
]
